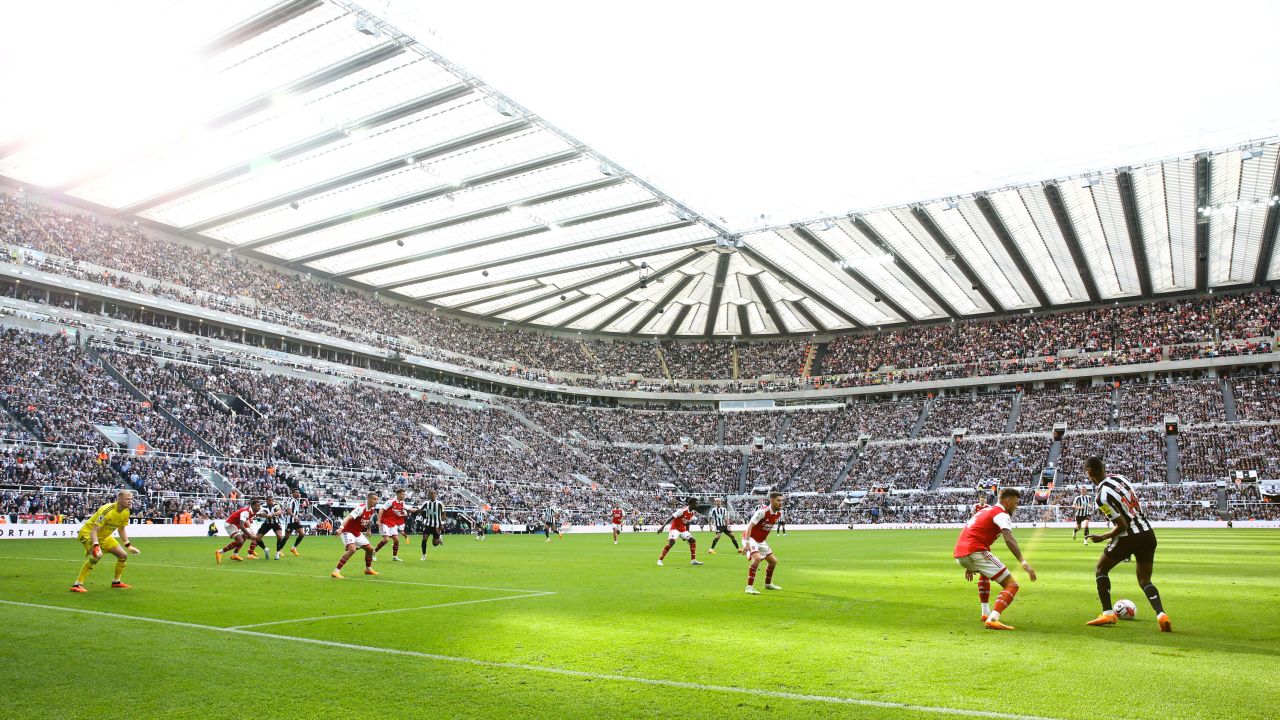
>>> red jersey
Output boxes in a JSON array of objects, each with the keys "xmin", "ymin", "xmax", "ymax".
[
  {"xmin": 747, "ymin": 506, "xmax": 781, "ymax": 542},
  {"xmin": 972, "ymin": 501, "xmax": 989, "ymax": 515},
  {"xmin": 953, "ymin": 504, "xmax": 1012, "ymax": 557},
  {"xmin": 226, "ymin": 506, "xmax": 253, "ymax": 529},
  {"xmin": 669, "ymin": 508, "xmax": 694, "ymax": 532},
  {"xmin": 378, "ymin": 499, "xmax": 407, "ymax": 527},
  {"xmin": 611, "ymin": 508, "xmax": 624, "ymax": 524},
  {"xmin": 340, "ymin": 503, "xmax": 375, "ymax": 535}
]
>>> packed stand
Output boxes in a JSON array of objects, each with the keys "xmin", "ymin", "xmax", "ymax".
[
  {"xmin": 844, "ymin": 441, "xmax": 947, "ymax": 490},
  {"xmin": 1177, "ymin": 425, "xmax": 1280, "ymax": 482},
  {"xmin": 1053, "ymin": 431, "xmax": 1166, "ymax": 484},
  {"xmin": 1017, "ymin": 386, "xmax": 1113, "ymax": 431},
  {"xmin": 1118, "ymin": 379, "xmax": 1224, "ymax": 427},
  {"xmin": 918, "ymin": 394, "xmax": 1011, "ymax": 437},
  {"xmin": 944, "ymin": 436, "xmax": 1049, "ymax": 487},
  {"xmin": 1231, "ymin": 373, "xmax": 1280, "ymax": 421}
]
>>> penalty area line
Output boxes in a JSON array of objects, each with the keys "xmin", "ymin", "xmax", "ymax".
[
  {"xmin": 228, "ymin": 591, "xmax": 555, "ymax": 629},
  {"xmin": 0, "ymin": 599, "xmax": 1069, "ymax": 720},
  {"xmin": 0, "ymin": 555, "xmax": 553, "ymax": 595}
]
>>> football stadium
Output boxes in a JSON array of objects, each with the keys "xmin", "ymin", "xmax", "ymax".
[{"xmin": 1, "ymin": 2, "xmax": 1279, "ymax": 718}]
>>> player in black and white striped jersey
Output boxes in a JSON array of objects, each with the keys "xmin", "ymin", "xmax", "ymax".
[
  {"xmin": 419, "ymin": 489, "xmax": 445, "ymax": 561},
  {"xmin": 279, "ymin": 489, "xmax": 307, "ymax": 558},
  {"xmin": 1070, "ymin": 488, "xmax": 1093, "ymax": 542},
  {"xmin": 706, "ymin": 498, "xmax": 738, "ymax": 554},
  {"xmin": 542, "ymin": 506, "xmax": 562, "ymax": 542},
  {"xmin": 1083, "ymin": 456, "xmax": 1172, "ymax": 631}
]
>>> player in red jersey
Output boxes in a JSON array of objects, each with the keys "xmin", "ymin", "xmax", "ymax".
[
  {"xmin": 740, "ymin": 491, "xmax": 784, "ymax": 595},
  {"xmin": 372, "ymin": 488, "xmax": 410, "ymax": 562},
  {"xmin": 216, "ymin": 499, "xmax": 262, "ymax": 564},
  {"xmin": 953, "ymin": 488, "xmax": 1036, "ymax": 630},
  {"xmin": 332, "ymin": 492, "xmax": 381, "ymax": 579},
  {"xmin": 656, "ymin": 498, "xmax": 703, "ymax": 566},
  {"xmin": 610, "ymin": 505, "xmax": 625, "ymax": 544}
]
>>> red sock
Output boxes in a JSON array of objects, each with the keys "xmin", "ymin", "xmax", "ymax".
[
  {"xmin": 689, "ymin": 540, "xmax": 697, "ymax": 560},
  {"xmin": 365, "ymin": 551, "xmax": 373, "ymax": 569},
  {"xmin": 994, "ymin": 583, "xmax": 1019, "ymax": 613},
  {"xmin": 978, "ymin": 577, "xmax": 991, "ymax": 604},
  {"xmin": 374, "ymin": 539, "xmax": 388, "ymax": 552},
  {"xmin": 391, "ymin": 539, "xmax": 399, "ymax": 557},
  {"xmin": 660, "ymin": 542, "xmax": 672, "ymax": 559},
  {"xmin": 336, "ymin": 554, "xmax": 350, "ymax": 570},
  {"xmin": 765, "ymin": 564, "xmax": 774, "ymax": 584},
  {"xmin": 747, "ymin": 560, "xmax": 760, "ymax": 586}
]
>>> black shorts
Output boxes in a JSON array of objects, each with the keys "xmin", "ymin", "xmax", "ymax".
[
  {"xmin": 424, "ymin": 525, "xmax": 442, "ymax": 540},
  {"xmin": 286, "ymin": 520, "xmax": 303, "ymax": 532},
  {"xmin": 1075, "ymin": 514, "xmax": 1090, "ymax": 523},
  {"xmin": 1104, "ymin": 531, "xmax": 1157, "ymax": 564},
  {"xmin": 716, "ymin": 525, "xmax": 731, "ymax": 534},
  {"xmin": 258, "ymin": 520, "xmax": 282, "ymax": 534}
]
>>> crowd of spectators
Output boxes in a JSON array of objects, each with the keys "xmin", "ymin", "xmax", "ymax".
[
  {"xmin": 844, "ymin": 441, "xmax": 948, "ymax": 490},
  {"xmin": 660, "ymin": 449, "xmax": 743, "ymax": 493},
  {"xmin": 1119, "ymin": 379, "xmax": 1224, "ymax": 427},
  {"xmin": 1178, "ymin": 425, "xmax": 1280, "ymax": 482},
  {"xmin": 1053, "ymin": 431, "xmax": 1166, "ymax": 484},
  {"xmin": 944, "ymin": 436, "xmax": 1048, "ymax": 487},
  {"xmin": 919, "ymin": 394, "xmax": 1011, "ymax": 437},
  {"xmin": 1017, "ymin": 386, "xmax": 1114, "ymax": 431},
  {"xmin": 1231, "ymin": 373, "xmax": 1280, "ymax": 421},
  {"xmin": 736, "ymin": 341, "xmax": 808, "ymax": 380}
]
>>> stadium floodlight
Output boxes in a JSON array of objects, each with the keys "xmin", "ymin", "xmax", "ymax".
[
  {"xmin": 1082, "ymin": 173, "xmax": 1102, "ymax": 187},
  {"xmin": 598, "ymin": 163, "xmax": 620, "ymax": 177},
  {"xmin": 355, "ymin": 16, "xmax": 380, "ymax": 37},
  {"xmin": 943, "ymin": 198, "xmax": 960, "ymax": 210},
  {"xmin": 1242, "ymin": 146, "xmax": 1264, "ymax": 160}
]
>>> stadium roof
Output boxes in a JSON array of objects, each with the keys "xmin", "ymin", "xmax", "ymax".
[{"xmin": 2, "ymin": 0, "xmax": 1279, "ymax": 339}]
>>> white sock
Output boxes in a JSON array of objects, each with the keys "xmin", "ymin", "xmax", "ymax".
[
  {"xmin": 987, "ymin": 610, "xmax": 1001, "ymax": 622},
  {"xmin": 981, "ymin": 602, "xmax": 991, "ymax": 615}
]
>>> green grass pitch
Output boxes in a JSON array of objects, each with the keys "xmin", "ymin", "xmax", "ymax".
[{"xmin": 1, "ymin": 528, "xmax": 1276, "ymax": 719}]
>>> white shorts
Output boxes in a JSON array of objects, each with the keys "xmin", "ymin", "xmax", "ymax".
[
  {"xmin": 340, "ymin": 532, "xmax": 371, "ymax": 549},
  {"xmin": 746, "ymin": 539, "xmax": 773, "ymax": 558},
  {"xmin": 612, "ymin": 523, "xmax": 622, "ymax": 532},
  {"xmin": 668, "ymin": 529, "xmax": 693, "ymax": 541},
  {"xmin": 224, "ymin": 523, "xmax": 246, "ymax": 539},
  {"xmin": 955, "ymin": 550, "xmax": 1010, "ymax": 582},
  {"xmin": 379, "ymin": 523, "xmax": 404, "ymax": 537}
]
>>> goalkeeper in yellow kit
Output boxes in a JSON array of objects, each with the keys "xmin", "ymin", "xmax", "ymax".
[{"xmin": 70, "ymin": 490, "xmax": 142, "ymax": 592}]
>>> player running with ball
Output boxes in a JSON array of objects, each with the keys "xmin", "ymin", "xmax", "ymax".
[
  {"xmin": 332, "ymin": 492, "xmax": 381, "ymax": 579},
  {"xmin": 952, "ymin": 487, "xmax": 1036, "ymax": 630},
  {"xmin": 740, "ymin": 491, "xmax": 783, "ymax": 594},
  {"xmin": 70, "ymin": 490, "xmax": 141, "ymax": 592}
]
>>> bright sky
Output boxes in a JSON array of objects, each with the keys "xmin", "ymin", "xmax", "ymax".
[{"xmin": 385, "ymin": 0, "xmax": 1280, "ymax": 231}]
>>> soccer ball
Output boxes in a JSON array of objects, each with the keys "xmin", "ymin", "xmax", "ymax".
[{"xmin": 1113, "ymin": 599, "xmax": 1137, "ymax": 620}]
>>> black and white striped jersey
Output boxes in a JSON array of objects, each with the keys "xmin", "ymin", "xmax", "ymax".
[
  {"xmin": 542, "ymin": 507, "xmax": 557, "ymax": 525},
  {"xmin": 421, "ymin": 500, "xmax": 445, "ymax": 527},
  {"xmin": 1070, "ymin": 494, "xmax": 1093, "ymax": 515},
  {"xmin": 1094, "ymin": 474, "xmax": 1152, "ymax": 536},
  {"xmin": 708, "ymin": 505, "xmax": 728, "ymax": 527},
  {"xmin": 282, "ymin": 497, "xmax": 302, "ymax": 520}
]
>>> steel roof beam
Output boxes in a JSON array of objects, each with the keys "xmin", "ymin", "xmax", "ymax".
[
  {"xmin": 1194, "ymin": 155, "xmax": 1210, "ymax": 293},
  {"xmin": 911, "ymin": 206, "xmax": 1003, "ymax": 311},
  {"xmin": 850, "ymin": 216, "xmax": 958, "ymax": 317},
  {"xmin": 403, "ymin": 235, "xmax": 712, "ymax": 299},
  {"xmin": 118, "ymin": 84, "xmax": 475, "ymax": 216},
  {"xmin": 664, "ymin": 305, "xmax": 694, "ymax": 338},
  {"xmin": 591, "ymin": 299, "xmax": 639, "ymax": 333},
  {"xmin": 628, "ymin": 274, "xmax": 696, "ymax": 335},
  {"xmin": 703, "ymin": 252, "xmax": 732, "ymax": 336},
  {"xmin": 486, "ymin": 265, "xmax": 636, "ymax": 317},
  {"xmin": 260, "ymin": 160, "xmax": 604, "ymax": 256},
  {"xmin": 1042, "ymin": 183, "xmax": 1101, "ymax": 302},
  {"xmin": 736, "ymin": 305, "xmax": 753, "ymax": 337},
  {"xmin": 973, "ymin": 194, "xmax": 1052, "ymax": 307},
  {"xmin": 788, "ymin": 299, "xmax": 827, "ymax": 333},
  {"xmin": 328, "ymin": 201, "xmax": 672, "ymax": 279},
  {"xmin": 1253, "ymin": 153, "xmax": 1280, "ymax": 285},
  {"xmin": 791, "ymin": 225, "xmax": 914, "ymax": 322},
  {"xmin": 739, "ymin": 246, "xmax": 863, "ymax": 329},
  {"xmin": 378, "ymin": 221, "xmax": 698, "ymax": 291},
  {"xmin": 550, "ymin": 250, "xmax": 705, "ymax": 329},
  {"xmin": 745, "ymin": 273, "xmax": 789, "ymax": 334},
  {"xmin": 199, "ymin": 0, "xmax": 323, "ymax": 58},
  {"xmin": 520, "ymin": 293, "xmax": 594, "ymax": 324},
  {"xmin": 445, "ymin": 283, "xmax": 544, "ymax": 311},
  {"xmin": 1115, "ymin": 171, "xmax": 1154, "ymax": 298}
]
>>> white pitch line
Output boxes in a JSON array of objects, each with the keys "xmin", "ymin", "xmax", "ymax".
[
  {"xmin": 0, "ymin": 599, "xmax": 1069, "ymax": 720},
  {"xmin": 228, "ymin": 591, "xmax": 555, "ymax": 629},
  {"xmin": 0, "ymin": 555, "xmax": 551, "ymax": 594}
]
